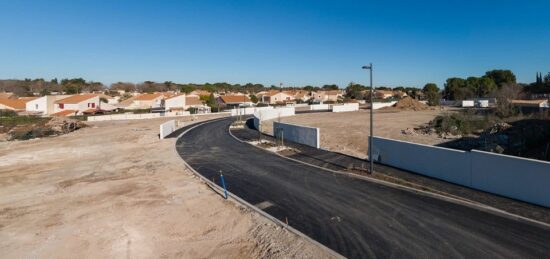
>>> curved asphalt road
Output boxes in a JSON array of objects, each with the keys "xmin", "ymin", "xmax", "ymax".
[{"xmin": 176, "ymin": 118, "xmax": 550, "ymax": 258}]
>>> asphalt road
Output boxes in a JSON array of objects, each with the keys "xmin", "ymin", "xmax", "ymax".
[{"xmin": 175, "ymin": 118, "xmax": 550, "ymax": 258}]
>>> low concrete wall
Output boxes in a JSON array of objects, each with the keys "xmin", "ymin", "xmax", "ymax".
[
  {"xmin": 332, "ymin": 103, "xmax": 359, "ymax": 113},
  {"xmin": 159, "ymin": 120, "xmax": 176, "ymax": 139},
  {"xmin": 273, "ymin": 121, "xmax": 320, "ymax": 148},
  {"xmin": 253, "ymin": 107, "xmax": 295, "ymax": 129},
  {"xmin": 372, "ymin": 101, "xmax": 397, "ymax": 110},
  {"xmin": 87, "ymin": 111, "xmax": 190, "ymax": 122},
  {"xmin": 231, "ymin": 106, "xmax": 273, "ymax": 116},
  {"xmin": 371, "ymin": 136, "xmax": 550, "ymax": 207},
  {"xmin": 372, "ymin": 137, "xmax": 471, "ymax": 186},
  {"xmin": 310, "ymin": 104, "xmax": 330, "ymax": 110},
  {"xmin": 471, "ymin": 150, "xmax": 550, "ymax": 208}
]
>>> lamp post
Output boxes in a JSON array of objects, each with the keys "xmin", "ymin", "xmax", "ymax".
[{"xmin": 362, "ymin": 63, "xmax": 374, "ymax": 174}]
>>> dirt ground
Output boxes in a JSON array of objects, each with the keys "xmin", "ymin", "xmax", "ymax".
[
  {"xmin": 0, "ymin": 115, "xmax": 333, "ymax": 258},
  {"xmin": 263, "ymin": 109, "xmax": 449, "ymax": 158}
]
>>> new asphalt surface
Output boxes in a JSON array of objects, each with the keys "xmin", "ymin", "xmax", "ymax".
[{"xmin": 175, "ymin": 117, "xmax": 550, "ymax": 258}]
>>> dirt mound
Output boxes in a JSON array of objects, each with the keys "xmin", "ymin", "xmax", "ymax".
[{"xmin": 392, "ymin": 97, "xmax": 429, "ymax": 110}]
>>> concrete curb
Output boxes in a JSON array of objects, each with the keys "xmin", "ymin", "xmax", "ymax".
[
  {"xmin": 175, "ymin": 118, "xmax": 345, "ymax": 259},
  {"xmin": 228, "ymin": 125, "xmax": 550, "ymax": 230}
]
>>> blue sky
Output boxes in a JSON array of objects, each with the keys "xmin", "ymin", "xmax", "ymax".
[{"xmin": 1, "ymin": 0, "xmax": 549, "ymax": 88}]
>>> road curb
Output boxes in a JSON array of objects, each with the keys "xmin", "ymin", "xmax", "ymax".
[
  {"xmin": 228, "ymin": 125, "xmax": 550, "ymax": 230},
  {"xmin": 175, "ymin": 117, "xmax": 345, "ymax": 259}
]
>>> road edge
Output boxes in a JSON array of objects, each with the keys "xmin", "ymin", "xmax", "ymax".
[
  {"xmin": 175, "ymin": 117, "xmax": 345, "ymax": 259},
  {"xmin": 228, "ymin": 123, "xmax": 550, "ymax": 230}
]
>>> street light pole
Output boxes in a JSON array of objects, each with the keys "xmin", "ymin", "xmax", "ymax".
[{"xmin": 362, "ymin": 63, "xmax": 374, "ymax": 174}]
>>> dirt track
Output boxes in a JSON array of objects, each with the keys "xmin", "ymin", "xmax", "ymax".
[
  {"xmin": 262, "ymin": 109, "xmax": 448, "ymax": 158},
  {"xmin": 0, "ymin": 115, "xmax": 332, "ymax": 258}
]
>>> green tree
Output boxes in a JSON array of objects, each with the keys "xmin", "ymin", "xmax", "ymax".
[
  {"xmin": 322, "ymin": 84, "xmax": 339, "ymax": 90},
  {"xmin": 484, "ymin": 69, "xmax": 516, "ymax": 87},
  {"xmin": 422, "ymin": 83, "xmax": 440, "ymax": 106},
  {"xmin": 477, "ymin": 77, "xmax": 497, "ymax": 97},
  {"xmin": 443, "ymin": 77, "xmax": 466, "ymax": 100},
  {"xmin": 206, "ymin": 93, "xmax": 217, "ymax": 112},
  {"xmin": 249, "ymin": 94, "xmax": 258, "ymax": 103}
]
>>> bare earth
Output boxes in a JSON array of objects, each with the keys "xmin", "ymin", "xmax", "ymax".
[
  {"xmin": 0, "ymin": 115, "xmax": 332, "ymax": 258},
  {"xmin": 263, "ymin": 109, "xmax": 448, "ymax": 158}
]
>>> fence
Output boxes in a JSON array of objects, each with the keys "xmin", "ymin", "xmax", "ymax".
[
  {"xmin": 231, "ymin": 106, "xmax": 273, "ymax": 116},
  {"xmin": 371, "ymin": 136, "xmax": 550, "ymax": 207},
  {"xmin": 332, "ymin": 103, "xmax": 359, "ymax": 113},
  {"xmin": 310, "ymin": 104, "xmax": 330, "ymax": 110},
  {"xmin": 87, "ymin": 111, "xmax": 190, "ymax": 121},
  {"xmin": 253, "ymin": 107, "xmax": 295, "ymax": 129},
  {"xmin": 273, "ymin": 121, "xmax": 320, "ymax": 148}
]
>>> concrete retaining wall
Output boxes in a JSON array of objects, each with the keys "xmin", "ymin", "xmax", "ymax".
[
  {"xmin": 310, "ymin": 104, "xmax": 330, "ymax": 110},
  {"xmin": 253, "ymin": 107, "xmax": 295, "ymax": 129},
  {"xmin": 371, "ymin": 136, "xmax": 550, "ymax": 207},
  {"xmin": 159, "ymin": 120, "xmax": 176, "ymax": 139},
  {"xmin": 273, "ymin": 121, "xmax": 320, "ymax": 148},
  {"xmin": 87, "ymin": 111, "xmax": 190, "ymax": 121},
  {"xmin": 372, "ymin": 137, "xmax": 471, "ymax": 186},
  {"xmin": 372, "ymin": 101, "xmax": 397, "ymax": 110},
  {"xmin": 332, "ymin": 103, "xmax": 359, "ymax": 113}
]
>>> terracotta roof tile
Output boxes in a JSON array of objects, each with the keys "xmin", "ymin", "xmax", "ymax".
[
  {"xmin": 220, "ymin": 95, "xmax": 251, "ymax": 103},
  {"xmin": 55, "ymin": 94, "xmax": 98, "ymax": 104}
]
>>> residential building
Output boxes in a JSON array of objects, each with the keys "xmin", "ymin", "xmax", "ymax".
[
  {"xmin": 53, "ymin": 94, "xmax": 100, "ymax": 116},
  {"xmin": 123, "ymin": 93, "xmax": 172, "ymax": 110},
  {"xmin": 217, "ymin": 95, "xmax": 253, "ymax": 108},
  {"xmin": 25, "ymin": 95, "xmax": 72, "ymax": 115},
  {"xmin": 259, "ymin": 90, "xmax": 294, "ymax": 104},
  {"xmin": 185, "ymin": 95, "xmax": 211, "ymax": 113},
  {"xmin": 0, "ymin": 98, "xmax": 37, "ymax": 111},
  {"xmin": 374, "ymin": 90, "xmax": 394, "ymax": 99},
  {"xmin": 164, "ymin": 94, "xmax": 186, "ymax": 112},
  {"xmin": 313, "ymin": 90, "xmax": 342, "ymax": 103}
]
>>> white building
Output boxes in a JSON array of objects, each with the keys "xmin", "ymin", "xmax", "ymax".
[
  {"xmin": 25, "ymin": 95, "xmax": 71, "ymax": 115},
  {"xmin": 53, "ymin": 94, "xmax": 100, "ymax": 116},
  {"xmin": 164, "ymin": 94, "xmax": 186, "ymax": 111}
]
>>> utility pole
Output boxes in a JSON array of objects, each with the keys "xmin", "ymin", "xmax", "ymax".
[{"xmin": 362, "ymin": 63, "xmax": 374, "ymax": 174}]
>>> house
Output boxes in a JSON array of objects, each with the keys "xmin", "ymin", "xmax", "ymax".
[
  {"xmin": 123, "ymin": 93, "xmax": 173, "ymax": 110},
  {"xmin": 185, "ymin": 95, "xmax": 211, "ymax": 113},
  {"xmin": 217, "ymin": 95, "xmax": 253, "ymax": 108},
  {"xmin": 511, "ymin": 99, "xmax": 549, "ymax": 113},
  {"xmin": 0, "ymin": 98, "xmax": 37, "ymax": 111},
  {"xmin": 53, "ymin": 94, "xmax": 100, "ymax": 116},
  {"xmin": 164, "ymin": 94, "xmax": 186, "ymax": 112},
  {"xmin": 25, "ymin": 95, "xmax": 71, "ymax": 115},
  {"xmin": 285, "ymin": 90, "xmax": 312, "ymax": 103},
  {"xmin": 312, "ymin": 90, "xmax": 342, "ymax": 103},
  {"xmin": 259, "ymin": 90, "xmax": 294, "ymax": 104}
]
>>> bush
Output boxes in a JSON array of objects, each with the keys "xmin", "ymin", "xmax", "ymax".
[
  {"xmin": 0, "ymin": 109, "xmax": 18, "ymax": 117},
  {"xmin": 431, "ymin": 111, "xmax": 493, "ymax": 136}
]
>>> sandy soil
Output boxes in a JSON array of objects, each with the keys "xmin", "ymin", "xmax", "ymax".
[
  {"xmin": 263, "ymin": 109, "xmax": 449, "ymax": 158},
  {"xmin": 0, "ymin": 115, "xmax": 333, "ymax": 258}
]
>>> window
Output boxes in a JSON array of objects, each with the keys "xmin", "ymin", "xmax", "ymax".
[
  {"xmin": 35, "ymin": 104, "xmax": 38, "ymax": 109},
  {"xmin": 59, "ymin": 103, "xmax": 64, "ymax": 109},
  {"xmin": 91, "ymin": 103, "xmax": 95, "ymax": 108}
]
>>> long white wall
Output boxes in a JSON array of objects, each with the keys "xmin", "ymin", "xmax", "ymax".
[
  {"xmin": 372, "ymin": 101, "xmax": 397, "ymax": 110},
  {"xmin": 371, "ymin": 136, "xmax": 550, "ymax": 207},
  {"xmin": 231, "ymin": 106, "xmax": 273, "ymax": 116},
  {"xmin": 310, "ymin": 104, "xmax": 330, "ymax": 110},
  {"xmin": 273, "ymin": 121, "xmax": 320, "ymax": 148},
  {"xmin": 332, "ymin": 103, "xmax": 359, "ymax": 113},
  {"xmin": 159, "ymin": 120, "xmax": 176, "ymax": 139},
  {"xmin": 253, "ymin": 107, "xmax": 295, "ymax": 129},
  {"xmin": 87, "ymin": 111, "xmax": 190, "ymax": 121}
]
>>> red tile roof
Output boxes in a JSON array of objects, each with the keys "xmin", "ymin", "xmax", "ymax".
[
  {"xmin": 219, "ymin": 95, "xmax": 251, "ymax": 103},
  {"xmin": 55, "ymin": 94, "xmax": 98, "ymax": 104}
]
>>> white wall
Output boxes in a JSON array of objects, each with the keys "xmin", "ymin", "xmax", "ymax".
[
  {"xmin": 165, "ymin": 95, "xmax": 186, "ymax": 111},
  {"xmin": 231, "ymin": 106, "xmax": 273, "ymax": 116},
  {"xmin": 372, "ymin": 137, "xmax": 472, "ymax": 186},
  {"xmin": 159, "ymin": 120, "xmax": 176, "ymax": 139},
  {"xmin": 462, "ymin": 100, "xmax": 474, "ymax": 107},
  {"xmin": 372, "ymin": 136, "xmax": 550, "ymax": 207},
  {"xmin": 26, "ymin": 96, "xmax": 47, "ymax": 114},
  {"xmin": 372, "ymin": 101, "xmax": 397, "ymax": 110},
  {"xmin": 253, "ymin": 107, "xmax": 295, "ymax": 129},
  {"xmin": 470, "ymin": 150, "xmax": 550, "ymax": 208},
  {"xmin": 332, "ymin": 103, "xmax": 359, "ymax": 113},
  {"xmin": 309, "ymin": 104, "xmax": 330, "ymax": 110},
  {"xmin": 273, "ymin": 122, "xmax": 320, "ymax": 148},
  {"xmin": 87, "ymin": 111, "xmax": 190, "ymax": 121}
]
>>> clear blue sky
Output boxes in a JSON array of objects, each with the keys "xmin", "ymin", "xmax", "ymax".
[{"xmin": 1, "ymin": 0, "xmax": 549, "ymax": 88}]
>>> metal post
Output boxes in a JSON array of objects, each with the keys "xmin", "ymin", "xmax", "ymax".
[
  {"xmin": 362, "ymin": 63, "xmax": 374, "ymax": 174},
  {"xmin": 220, "ymin": 170, "xmax": 228, "ymax": 199},
  {"xmin": 281, "ymin": 129, "xmax": 284, "ymax": 148}
]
